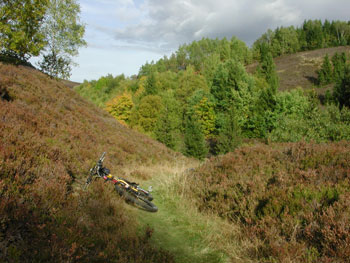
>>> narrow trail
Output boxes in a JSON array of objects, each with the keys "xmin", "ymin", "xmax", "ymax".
[
  {"xmin": 76, "ymin": 161, "xmax": 242, "ymax": 262},
  {"xmin": 131, "ymin": 162, "xmax": 233, "ymax": 263}
]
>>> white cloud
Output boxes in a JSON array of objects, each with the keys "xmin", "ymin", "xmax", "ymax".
[
  {"xmin": 70, "ymin": 0, "xmax": 350, "ymax": 81},
  {"xmin": 111, "ymin": 0, "xmax": 350, "ymax": 49}
]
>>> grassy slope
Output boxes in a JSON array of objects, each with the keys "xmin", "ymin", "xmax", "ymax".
[
  {"xmin": 0, "ymin": 62, "xmax": 181, "ymax": 262},
  {"xmin": 247, "ymin": 46, "xmax": 350, "ymax": 93}
]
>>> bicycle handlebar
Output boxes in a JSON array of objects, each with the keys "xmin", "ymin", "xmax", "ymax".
[
  {"xmin": 84, "ymin": 152, "xmax": 107, "ymax": 190},
  {"xmin": 98, "ymin": 152, "xmax": 106, "ymax": 164}
]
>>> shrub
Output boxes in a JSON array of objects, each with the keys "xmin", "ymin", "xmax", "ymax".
[{"xmin": 186, "ymin": 141, "xmax": 350, "ymax": 262}]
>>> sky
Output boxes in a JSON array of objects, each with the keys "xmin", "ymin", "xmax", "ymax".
[{"xmin": 70, "ymin": 0, "xmax": 350, "ymax": 82}]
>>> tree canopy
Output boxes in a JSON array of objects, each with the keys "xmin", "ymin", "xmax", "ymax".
[
  {"xmin": 68, "ymin": 19, "xmax": 350, "ymax": 159},
  {"xmin": 0, "ymin": 0, "xmax": 86, "ymax": 78},
  {"xmin": 0, "ymin": 0, "xmax": 48, "ymax": 60}
]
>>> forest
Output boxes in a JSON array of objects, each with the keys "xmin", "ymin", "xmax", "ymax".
[{"xmin": 75, "ymin": 19, "xmax": 350, "ymax": 159}]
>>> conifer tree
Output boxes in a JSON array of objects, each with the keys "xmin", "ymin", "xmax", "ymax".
[
  {"xmin": 145, "ymin": 72, "xmax": 158, "ymax": 95},
  {"xmin": 257, "ymin": 51, "xmax": 279, "ymax": 93},
  {"xmin": 184, "ymin": 115, "xmax": 208, "ymax": 159},
  {"xmin": 332, "ymin": 52, "xmax": 347, "ymax": 83},
  {"xmin": 154, "ymin": 93, "xmax": 181, "ymax": 150},
  {"xmin": 211, "ymin": 59, "xmax": 248, "ymax": 112},
  {"xmin": 334, "ymin": 65, "xmax": 350, "ymax": 109},
  {"xmin": 216, "ymin": 106, "xmax": 241, "ymax": 154},
  {"xmin": 318, "ymin": 54, "xmax": 333, "ymax": 85}
]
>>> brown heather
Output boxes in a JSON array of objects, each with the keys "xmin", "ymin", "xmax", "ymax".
[
  {"xmin": 187, "ymin": 142, "xmax": 350, "ymax": 262},
  {"xmin": 0, "ymin": 62, "xmax": 177, "ymax": 262}
]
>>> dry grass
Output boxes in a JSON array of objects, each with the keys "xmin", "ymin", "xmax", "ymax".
[{"xmin": 136, "ymin": 158, "xmax": 257, "ymax": 262}]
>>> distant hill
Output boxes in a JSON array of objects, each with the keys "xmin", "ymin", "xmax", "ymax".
[
  {"xmin": 60, "ymin": 79, "xmax": 81, "ymax": 88},
  {"xmin": 247, "ymin": 46, "xmax": 350, "ymax": 93},
  {"xmin": 0, "ymin": 62, "xmax": 176, "ymax": 262}
]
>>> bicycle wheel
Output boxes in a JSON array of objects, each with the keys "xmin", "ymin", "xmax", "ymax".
[
  {"xmin": 115, "ymin": 184, "xmax": 126, "ymax": 196},
  {"xmin": 125, "ymin": 192, "xmax": 158, "ymax": 212},
  {"xmin": 133, "ymin": 195, "xmax": 158, "ymax": 212},
  {"xmin": 115, "ymin": 184, "xmax": 157, "ymax": 212},
  {"xmin": 139, "ymin": 191, "xmax": 153, "ymax": 201}
]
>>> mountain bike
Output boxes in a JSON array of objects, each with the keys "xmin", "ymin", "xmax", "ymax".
[{"xmin": 84, "ymin": 152, "xmax": 158, "ymax": 212}]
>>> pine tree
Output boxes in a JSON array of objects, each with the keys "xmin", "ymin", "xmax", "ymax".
[
  {"xmin": 332, "ymin": 52, "xmax": 347, "ymax": 83},
  {"xmin": 318, "ymin": 54, "xmax": 333, "ymax": 85},
  {"xmin": 210, "ymin": 59, "xmax": 248, "ymax": 112},
  {"xmin": 154, "ymin": 93, "xmax": 182, "ymax": 150},
  {"xmin": 184, "ymin": 115, "xmax": 208, "ymax": 160},
  {"xmin": 257, "ymin": 51, "xmax": 279, "ymax": 93},
  {"xmin": 145, "ymin": 72, "xmax": 158, "ymax": 95},
  {"xmin": 334, "ymin": 65, "xmax": 350, "ymax": 109},
  {"xmin": 155, "ymin": 108, "xmax": 177, "ymax": 150},
  {"xmin": 216, "ymin": 107, "xmax": 241, "ymax": 154}
]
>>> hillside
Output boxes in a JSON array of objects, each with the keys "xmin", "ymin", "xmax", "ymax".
[
  {"xmin": 0, "ymin": 62, "xmax": 180, "ymax": 262},
  {"xmin": 2, "ymin": 57, "xmax": 350, "ymax": 263},
  {"xmin": 75, "ymin": 44, "xmax": 350, "ymax": 159},
  {"xmin": 61, "ymin": 79, "xmax": 81, "ymax": 89},
  {"xmin": 247, "ymin": 46, "xmax": 350, "ymax": 92},
  {"xmin": 185, "ymin": 141, "xmax": 350, "ymax": 262}
]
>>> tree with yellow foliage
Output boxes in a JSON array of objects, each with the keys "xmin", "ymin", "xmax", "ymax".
[{"xmin": 105, "ymin": 92, "xmax": 134, "ymax": 125}]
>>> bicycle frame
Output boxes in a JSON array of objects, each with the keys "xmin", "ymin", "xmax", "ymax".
[{"xmin": 84, "ymin": 152, "xmax": 157, "ymax": 212}]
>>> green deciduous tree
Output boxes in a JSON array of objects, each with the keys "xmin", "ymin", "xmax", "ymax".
[
  {"xmin": 272, "ymin": 26, "xmax": 300, "ymax": 56},
  {"xmin": 332, "ymin": 21, "xmax": 350, "ymax": 46},
  {"xmin": 230, "ymin": 36, "xmax": 252, "ymax": 64},
  {"xmin": 176, "ymin": 66, "xmax": 208, "ymax": 104},
  {"xmin": 130, "ymin": 95, "xmax": 163, "ymax": 133},
  {"xmin": 38, "ymin": 0, "xmax": 86, "ymax": 79},
  {"xmin": 0, "ymin": 0, "xmax": 48, "ymax": 61},
  {"xmin": 187, "ymin": 90, "xmax": 216, "ymax": 138}
]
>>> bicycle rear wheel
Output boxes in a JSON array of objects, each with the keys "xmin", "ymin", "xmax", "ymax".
[
  {"xmin": 115, "ymin": 184, "xmax": 158, "ymax": 212},
  {"xmin": 133, "ymin": 195, "xmax": 158, "ymax": 212}
]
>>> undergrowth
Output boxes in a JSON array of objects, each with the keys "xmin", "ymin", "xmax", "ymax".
[{"xmin": 186, "ymin": 141, "xmax": 350, "ymax": 262}]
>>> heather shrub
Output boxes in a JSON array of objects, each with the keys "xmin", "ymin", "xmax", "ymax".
[
  {"xmin": 0, "ymin": 63, "xmax": 176, "ymax": 262},
  {"xmin": 186, "ymin": 142, "xmax": 350, "ymax": 262}
]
